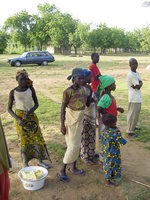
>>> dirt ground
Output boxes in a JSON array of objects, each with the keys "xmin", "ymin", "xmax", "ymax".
[{"xmin": 1, "ymin": 68, "xmax": 150, "ymax": 200}]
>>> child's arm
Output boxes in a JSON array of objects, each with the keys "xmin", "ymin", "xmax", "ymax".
[
  {"xmin": 131, "ymin": 80, "xmax": 143, "ymax": 90},
  {"xmin": 117, "ymin": 107, "xmax": 124, "ymax": 113},
  {"xmin": 113, "ymin": 129, "xmax": 127, "ymax": 145}
]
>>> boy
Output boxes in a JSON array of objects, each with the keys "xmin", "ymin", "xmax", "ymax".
[
  {"xmin": 127, "ymin": 58, "xmax": 143, "ymax": 136},
  {"xmin": 89, "ymin": 53, "xmax": 101, "ymax": 93}
]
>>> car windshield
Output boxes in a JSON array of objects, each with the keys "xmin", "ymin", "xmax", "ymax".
[{"xmin": 20, "ymin": 52, "xmax": 28, "ymax": 57}]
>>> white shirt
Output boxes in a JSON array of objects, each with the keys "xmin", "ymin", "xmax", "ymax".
[
  {"xmin": 127, "ymin": 70, "xmax": 142, "ymax": 103},
  {"xmin": 14, "ymin": 88, "xmax": 33, "ymax": 111}
]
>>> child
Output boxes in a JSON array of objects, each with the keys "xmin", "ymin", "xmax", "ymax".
[
  {"xmin": 58, "ymin": 68, "xmax": 89, "ymax": 182},
  {"xmin": 89, "ymin": 53, "xmax": 101, "ymax": 94},
  {"xmin": 97, "ymin": 75, "xmax": 124, "ymax": 117},
  {"xmin": 127, "ymin": 58, "xmax": 142, "ymax": 136},
  {"xmin": 8, "ymin": 69, "xmax": 51, "ymax": 168},
  {"xmin": 0, "ymin": 118, "xmax": 11, "ymax": 200},
  {"xmin": 80, "ymin": 69, "xmax": 97, "ymax": 164},
  {"xmin": 101, "ymin": 113, "xmax": 127, "ymax": 186},
  {"xmin": 97, "ymin": 75, "xmax": 124, "ymax": 163}
]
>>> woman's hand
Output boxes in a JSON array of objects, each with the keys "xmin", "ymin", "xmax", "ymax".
[
  {"xmin": 117, "ymin": 107, "xmax": 124, "ymax": 113},
  {"xmin": 17, "ymin": 118, "xmax": 23, "ymax": 126},
  {"xmin": 61, "ymin": 124, "xmax": 66, "ymax": 135}
]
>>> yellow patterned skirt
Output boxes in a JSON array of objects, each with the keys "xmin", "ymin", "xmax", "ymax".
[{"xmin": 15, "ymin": 110, "xmax": 49, "ymax": 162}]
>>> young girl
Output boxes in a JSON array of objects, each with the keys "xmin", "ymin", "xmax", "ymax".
[
  {"xmin": 97, "ymin": 75, "xmax": 124, "ymax": 163},
  {"xmin": 8, "ymin": 69, "xmax": 51, "ymax": 168},
  {"xmin": 80, "ymin": 69, "xmax": 97, "ymax": 164},
  {"xmin": 0, "ymin": 118, "xmax": 11, "ymax": 200},
  {"xmin": 101, "ymin": 113, "xmax": 127, "ymax": 186},
  {"xmin": 97, "ymin": 75, "xmax": 124, "ymax": 117},
  {"xmin": 58, "ymin": 68, "xmax": 89, "ymax": 182}
]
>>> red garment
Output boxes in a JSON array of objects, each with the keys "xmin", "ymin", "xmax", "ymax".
[
  {"xmin": 105, "ymin": 97, "xmax": 117, "ymax": 116},
  {"xmin": 0, "ymin": 170, "xmax": 10, "ymax": 200},
  {"xmin": 89, "ymin": 63, "xmax": 100, "ymax": 93}
]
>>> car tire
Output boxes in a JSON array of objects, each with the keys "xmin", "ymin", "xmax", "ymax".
[
  {"xmin": 15, "ymin": 61, "xmax": 21, "ymax": 67},
  {"xmin": 42, "ymin": 61, "xmax": 48, "ymax": 66}
]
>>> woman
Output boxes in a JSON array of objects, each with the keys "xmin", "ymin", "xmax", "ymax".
[{"xmin": 8, "ymin": 69, "xmax": 51, "ymax": 168}]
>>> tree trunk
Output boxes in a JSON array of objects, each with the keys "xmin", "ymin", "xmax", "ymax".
[
  {"xmin": 61, "ymin": 46, "xmax": 65, "ymax": 55},
  {"xmin": 40, "ymin": 41, "xmax": 43, "ymax": 51},
  {"xmin": 74, "ymin": 47, "xmax": 77, "ymax": 55}
]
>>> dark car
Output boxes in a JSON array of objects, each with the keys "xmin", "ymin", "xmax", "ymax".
[{"xmin": 8, "ymin": 51, "xmax": 55, "ymax": 67}]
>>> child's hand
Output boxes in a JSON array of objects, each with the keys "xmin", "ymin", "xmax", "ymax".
[
  {"xmin": 117, "ymin": 107, "xmax": 124, "ymax": 113},
  {"xmin": 61, "ymin": 124, "xmax": 66, "ymax": 135}
]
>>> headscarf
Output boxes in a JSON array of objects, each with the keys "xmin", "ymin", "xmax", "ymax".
[
  {"xmin": 83, "ymin": 69, "xmax": 92, "ymax": 77},
  {"xmin": 67, "ymin": 68, "xmax": 84, "ymax": 80},
  {"xmin": 98, "ymin": 75, "xmax": 115, "ymax": 96},
  {"xmin": 16, "ymin": 69, "xmax": 33, "ymax": 87}
]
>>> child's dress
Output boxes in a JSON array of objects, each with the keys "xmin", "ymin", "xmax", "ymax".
[{"xmin": 100, "ymin": 128, "xmax": 127, "ymax": 181}]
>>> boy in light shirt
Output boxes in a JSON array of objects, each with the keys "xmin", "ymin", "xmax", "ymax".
[{"xmin": 127, "ymin": 58, "xmax": 143, "ymax": 136}]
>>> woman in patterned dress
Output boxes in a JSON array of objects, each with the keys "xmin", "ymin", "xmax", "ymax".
[{"xmin": 8, "ymin": 69, "xmax": 50, "ymax": 168}]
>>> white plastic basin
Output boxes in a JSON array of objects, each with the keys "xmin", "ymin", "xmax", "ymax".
[{"xmin": 18, "ymin": 166, "xmax": 48, "ymax": 191}]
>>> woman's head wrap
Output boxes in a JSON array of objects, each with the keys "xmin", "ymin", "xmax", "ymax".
[
  {"xmin": 16, "ymin": 69, "xmax": 28, "ymax": 80},
  {"xmin": 67, "ymin": 68, "xmax": 84, "ymax": 80},
  {"xmin": 83, "ymin": 69, "xmax": 92, "ymax": 77},
  {"xmin": 16, "ymin": 69, "xmax": 33, "ymax": 87},
  {"xmin": 98, "ymin": 75, "xmax": 115, "ymax": 95}
]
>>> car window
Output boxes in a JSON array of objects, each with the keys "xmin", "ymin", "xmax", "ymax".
[{"xmin": 42, "ymin": 52, "xmax": 50, "ymax": 56}]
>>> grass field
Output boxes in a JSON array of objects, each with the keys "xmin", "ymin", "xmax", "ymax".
[{"xmin": 0, "ymin": 54, "xmax": 150, "ymax": 200}]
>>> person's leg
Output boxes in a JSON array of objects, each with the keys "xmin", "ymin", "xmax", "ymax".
[
  {"xmin": 80, "ymin": 120, "xmax": 93, "ymax": 164},
  {"xmin": 127, "ymin": 103, "xmax": 141, "ymax": 134},
  {"xmin": 0, "ymin": 170, "xmax": 10, "ymax": 200},
  {"xmin": 21, "ymin": 152, "xmax": 29, "ymax": 168},
  {"xmin": 4, "ymin": 170, "xmax": 10, "ymax": 200},
  {"xmin": 69, "ymin": 161, "xmax": 85, "ymax": 175},
  {"xmin": 59, "ymin": 164, "xmax": 67, "ymax": 176}
]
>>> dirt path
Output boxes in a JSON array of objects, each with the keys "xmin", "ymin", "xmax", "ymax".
[{"xmin": 5, "ymin": 120, "xmax": 150, "ymax": 200}]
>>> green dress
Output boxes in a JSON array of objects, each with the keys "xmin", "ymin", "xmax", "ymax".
[{"xmin": 0, "ymin": 117, "xmax": 11, "ymax": 175}]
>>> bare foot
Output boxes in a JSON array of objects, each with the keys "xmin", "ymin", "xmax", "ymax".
[{"xmin": 105, "ymin": 180, "xmax": 115, "ymax": 187}]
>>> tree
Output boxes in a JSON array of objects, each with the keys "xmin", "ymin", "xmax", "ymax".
[
  {"xmin": 110, "ymin": 27, "xmax": 126, "ymax": 53},
  {"xmin": 69, "ymin": 22, "xmax": 89, "ymax": 54},
  {"xmin": 30, "ymin": 15, "xmax": 50, "ymax": 50},
  {"xmin": 49, "ymin": 13, "xmax": 77, "ymax": 54},
  {"xmin": 87, "ymin": 29, "xmax": 99, "ymax": 52},
  {"xmin": 140, "ymin": 26, "xmax": 150, "ymax": 52},
  {"xmin": 4, "ymin": 11, "xmax": 33, "ymax": 51},
  {"xmin": 0, "ymin": 30, "xmax": 8, "ymax": 53}
]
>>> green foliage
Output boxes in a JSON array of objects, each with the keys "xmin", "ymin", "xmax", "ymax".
[
  {"xmin": 4, "ymin": 11, "xmax": 33, "ymax": 51},
  {"xmin": 69, "ymin": 22, "xmax": 90, "ymax": 54},
  {"xmin": 0, "ymin": 30, "xmax": 8, "ymax": 53}
]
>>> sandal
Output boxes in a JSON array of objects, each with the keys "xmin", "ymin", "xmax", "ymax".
[
  {"xmin": 38, "ymin": 162, "xmax": 51, "ymax": 169},
  {"xmin": 68, "ymin": 168, "xmax": 85, "ymax": 176},
  {"xmin": 82, "ymin": 159, "xmax": 94, "ymax": 165},
  {"xmin": 58, "ymin": 172, "xmax": 69, "ymax": 183}
]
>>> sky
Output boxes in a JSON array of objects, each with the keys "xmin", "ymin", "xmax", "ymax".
[{"xmin": 0, "ymin": 0, "xmax": 150, "ymax": 31}]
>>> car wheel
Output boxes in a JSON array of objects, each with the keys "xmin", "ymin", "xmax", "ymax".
[
  {"xmin": 15, "ymin": 61, "xmax": 21, "ymax": 67},
  {"xmin": 42, "ymin": 61, "xmax": 48, "ymax": 66}
]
